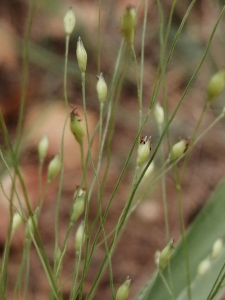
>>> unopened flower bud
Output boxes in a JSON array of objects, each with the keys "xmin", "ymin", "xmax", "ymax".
[
  {"xmin": 116, "ymin": 276, "xmax": 131, "ymax": 300},
  {"xmin": 75, "ymin": 221, "xmax": 86, "ymax": 252},
  {"xmin": 207, "ymin": 70, "xmax": 225, "ymax": 102},
  {"xmin": 137, "ymin": 136, "xmax": 151, "ymax": 167},
  {"xmin": 168, "ymin": 139, "xmax": 188, "ymax": 162},
  {"xmin": 71, "ymin": 188, "xmax": 85, "ymax": 223},
  {"xmin": 96, "ymin": 72, "xmax": 107, "ymax": 103},
  {"xmin": 47, "ymin": 154, "xmax": 61, "ymax": 181},
  {"xmin": 120, "ymin": 6, "xmax": 136, "ymax": 45},
  {"xmin": 12, "ymin": 212, "xmax": 23, "ymax": 234},
  {"xmin": 76, "ymin": 37, "xmax": 87, "ymax": 73},
  {"xmin": 211, "ymin": 238, "xmax": 223, "ymax": 260},
  {"xmin": 38, "ymin": 134, "xmax": 49, "ymax": 163},
  {"xmin": 70, "ymin": 107, "xmax": 85, "ymax": 145},
  {"xmin": 64, "ymin": 8, "xmax": 76, "ymax": 36},
  {"xmin": 154, "ymin": 103, "xmax": 164, "ymax": 125},
  {"xmin": 197, "ymin": 257, "xmax": 211, "ymax": 276},
  {"xmin": 159, "ymin": 239, "xmax": 174, "ymax": 270}
]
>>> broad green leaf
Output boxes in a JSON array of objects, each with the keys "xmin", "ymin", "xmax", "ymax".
[{"xmin": 135, "ymin": 179, "xmax": 225, "ymax": 300}]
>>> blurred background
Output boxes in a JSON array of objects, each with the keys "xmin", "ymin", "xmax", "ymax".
[{"xmin": 0, "ymin": 0, "xmax": 225, "ymax": 299}]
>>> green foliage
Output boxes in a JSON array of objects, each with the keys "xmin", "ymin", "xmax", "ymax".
[
  {"xmin": 135, "ymin": 179, "xmax": 225, "ymax": 299},
  {"xmin": 0, "ymin": 0, "xmax": 225, "ymax": 299}
]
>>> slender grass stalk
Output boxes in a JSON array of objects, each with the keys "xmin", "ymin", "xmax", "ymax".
[
  {"xmin": 12, "ymin": 239, "xmax": 32, "ymax": 300},
  {"xmin": 131, "ymin": 45, "xmax": 142, "ymax": 128},
  {"xmin": 14, "ymin": 0, "xmax": 36, "ymax": 156},
  {"xmin": 53, "ymin": 33, "xmax": 70, "ymax": 278},
  {"xmin": 24, "ymin": 249, "xmax": 30, "ymax": 300},
  {"xmin": 159, "ymin": 271, "xmax": 175, "ymax": 300},
  {"xmin": 70, "ymin": 251, "xmax": 82, "ymax": 300},
  {"xmin": 97, "ymin": 0, "xmax": 102, "ymax": 73}
]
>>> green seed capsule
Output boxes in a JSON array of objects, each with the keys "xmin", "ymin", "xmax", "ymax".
[
  {"xmin": 70, "ymin": 107, "xmax": 85, "ymax": 145},
  {"xmin": 12, "ymin": 212, "xmax": 23, "ymax": 234},
  {"xmin": 207, "ymin": 70, "xmax": 225, "ymax": 102},
  {"xmin": 38, "ymin": 134, "xmax": 49, "ymax": 163},
  {"xmin": 168, "ymin": 140, "xmax": 188, "ymax": 162},
  {"xmin": 75, "ymin": 221, "xmax": 86, "ymax": 252},
  {"xmin": 47, "ymin": 154, "xmax": 61, "ymax": 181},
  {"xmin": 120, "ymin": 6, "xmax": 136, "ymax": 45},
  {"xmin": 137, "ymin": 136, "xmax": 151, "ymax": 167},
  {"xmin": 71, "ymin": 188, "xmax": 85, "ymax": 223},
  {"xmin": 116, "ymin": 277, "xmax": 131, "ymax": 300},
  {"xmin": 96, "ymin": 73, "xmax": 107, "ymax": 103},
  {"xmin": 159, "ymin": 239, "xmax": 174, "ymax": 270},
  {"xmin": 64, "ymin": 8, "xmax": 76, "ymax": 36},
  {"xmin": 76, "ymin": 37, "xmax": 87, "ymax": 73},
  {"xmin": 154, "ymin": 103, "xmax": 164, "ymax": 125},
  {"xmin": 197, "ymin": 257, "xmax": 211, "ymax": 276},
  {"xmin": 211, "ymin": 238, "xmax": 223, "ymax": 260}
]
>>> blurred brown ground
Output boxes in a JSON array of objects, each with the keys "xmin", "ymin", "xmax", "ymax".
[{"xmin": 0, "ymin": 0, "xmax": 225, "ymax": 299}]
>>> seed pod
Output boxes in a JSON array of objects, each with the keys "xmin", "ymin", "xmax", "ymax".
[
  {"xmin": 71, "ymin": 188, "xmax": 86, "ymax": 223},
  {"xmin": 75, "ymin": 221, "xmax": 86, "ymax": 252},
  {"xmin": 76, "ymin": 37, "xmax": 87, "ymax": 73},
  {"xmin": 159, "ymin": 239, "xmax": 174, "ymax": 270},
  {"xmin": 116, "ymin": 277, "xmax": 131, "ymax": 300},
  {"xmin": 120, "ymin": 6, "xmax": 136, "ymax": 45},
  {"xmin": 154, "ymin": 103, "xmax": 164, "ymax": 126},
  {"xmin": 64, "ymin": 8, "xmax": 76, "ymax": 36},
  {"xmin": 168, "ymin": 139, "xmax": 188, "ymax": 162},
  {"xmin": 70, "ymin": 107, "xmax": 85, "ymax": 145},
  {"xmin": 207, "ymin": 70, "xmax": 225, "ymax": 102},
  {"xmin": 137, "ymin": 136, "xmax": 151, "ymax": 167},
  {"xmin": 211, "ymin": 238, "xmax": 223, "ymax": 260},
  {"xmin": 38, "ymin": 134, "xmax": 49, "ymax": 163},
  {"xmin": 12, "ymin": 212, "xmax": 23, "ymax": 234},
  {"xmin": 197, "ymin": 257, "xmax": 211, "ymax": 276},
  {"xmin": 47, "ymin": 154, "xmax": 61, "ymax": 181},
  {"xmin": 96, "ymin": 73, "xmax": 107, "ymax": 103}
]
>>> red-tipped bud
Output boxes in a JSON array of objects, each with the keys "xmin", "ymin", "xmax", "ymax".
[
  {"xmin": 137, "ymin": 136, "xmax": 151, "ymax": 167},
  {"xmin": 168, "ymin": 139, "xmax": 188, "ymax": 162},
  {"xmin": 70, "ymin": 107, "xmax": 85, "ymax": 145},
  {"xmin": 71, "ymin": 188, "xmax": 85, "ymax": 223}
]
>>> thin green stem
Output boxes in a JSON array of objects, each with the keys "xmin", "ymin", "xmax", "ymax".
[
  {"xmin": 97, "ymin": 0, "xmax": 102, "ymax": 73},
  {"xmin": 131, "ymin": 45, "xmax": 142, "ymax": 128},
  {"xmin": 159, "ymin": 125, "xmax": 170, "ymax": 241},
  {"xmin": 53, "ymin": 34, "xmax": 70, "ymax": 276},
  {"xmin": 70, "ymin": 251, "xmax": 82, "ymax": 300},
  {"xmin": 14, "ymin": 0, "xmax": 36, "ymax": 155}
]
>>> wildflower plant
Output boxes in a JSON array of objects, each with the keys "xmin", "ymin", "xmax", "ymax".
[{"xmin": 0, "ymin": 1, "xmax": 225, "ymax": 300}]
